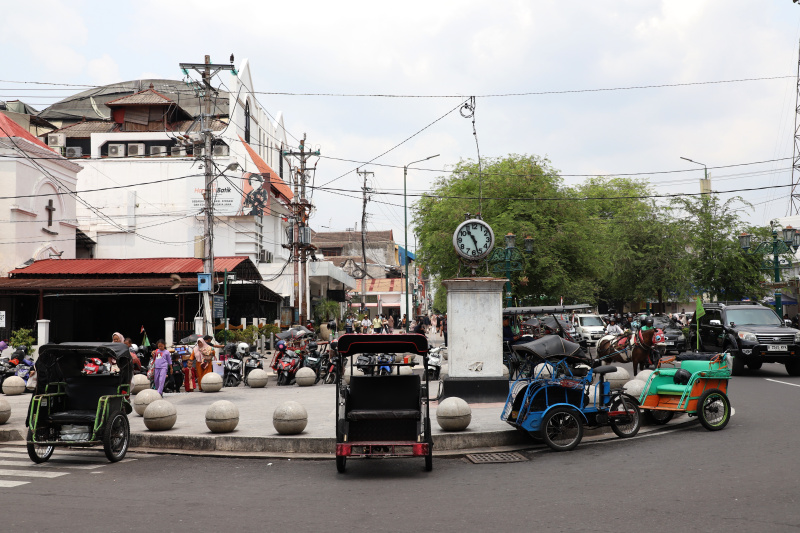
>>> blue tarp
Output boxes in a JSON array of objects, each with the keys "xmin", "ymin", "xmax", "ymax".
[
  {"xmin": 398, "ymin": 245, "xmax": 415, "ymax": 266},
  {"xmin": 765, "ymin": 296, "xmax": 798, "ymax": 305}
]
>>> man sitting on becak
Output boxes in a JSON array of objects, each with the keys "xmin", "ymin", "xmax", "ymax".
[{"xmin": 598, "ymin": 317, "xmax": 629, "ymax": 352}]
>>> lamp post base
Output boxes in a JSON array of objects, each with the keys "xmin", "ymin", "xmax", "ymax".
[{"xmin": 440, "ymin": 377, "xmax": 510, "ymax": 403}]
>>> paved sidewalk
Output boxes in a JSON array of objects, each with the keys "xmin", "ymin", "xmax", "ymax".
[{"xmin": 0, "ymin": 367, "xmax": 691, "ymax": 458}]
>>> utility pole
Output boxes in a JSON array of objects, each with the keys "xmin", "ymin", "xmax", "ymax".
[
  {"xmin": 283, "ymin": 135, "xmax": 320, "ymax": 325},
  {"xmin": 179, "ymin": 55, "xmax": 237, "ymax": 336},
  {"xmin": 790, "ymin": 38, "xmax": 800, "ymax": 215},
  {"xmin": 357, "ymin": 168, "xmax": 373, "ymax": 315}
]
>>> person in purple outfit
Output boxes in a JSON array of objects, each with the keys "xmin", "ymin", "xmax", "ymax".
[{"xmin": 151, "ymin": 339, "xmax": 172, "ymax": 395}]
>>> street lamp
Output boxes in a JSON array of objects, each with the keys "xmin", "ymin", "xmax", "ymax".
[
  {"xmin": 489, "ymin": 232, "xmax": 532, "ymax": 307},
  {"xmin": 680, "ymin": 156, "xmax": 708, "ymax": 180},
  {"xmin": 738, "ymin": 222, "xmax": 800, "ymax": 314},
  {"xmin": 404, "ymin": 153, "xmax": 439, "ymax": 331}
]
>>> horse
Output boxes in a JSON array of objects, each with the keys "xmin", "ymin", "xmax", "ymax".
[{"xmin": 595, "ymin": 329, "xmax": 666, "ymax": 376}]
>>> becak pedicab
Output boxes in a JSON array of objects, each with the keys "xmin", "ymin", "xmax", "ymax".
[
  {"xmin": 25, "ymin": 342, "xmax": 133, "ymax": 463},
  {"xmin": 501, "ymin": 335, "xmax": 641, "ymax": 452},
  {"xmin": 637, "ymin": 352, "xmax": 732, "ymax": 430},
  {"xmin": 333, "ymin": 333, "xmax": 433, "ymax": 473}
]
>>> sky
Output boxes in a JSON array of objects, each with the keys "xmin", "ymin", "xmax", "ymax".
[{"xmin": 3, "ymin": 0, "xmax": 800, "ymax": 251}]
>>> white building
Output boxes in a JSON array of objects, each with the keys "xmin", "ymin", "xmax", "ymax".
[
  {"xmin": 0, "ymin": 112, "xmax": 81, "ymax": 276},
  {"xmin": 41, "ymin": 59, "xmax": 353, "ymax": 322}
]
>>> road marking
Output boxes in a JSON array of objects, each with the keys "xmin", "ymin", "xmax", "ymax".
[
  {"xmin": 0, "ymin": 480, "xmax": 29, "ymax": 487},
  {"xmin": 0, "ymin": 468, "xmax": 68, "ymax": 478},
  {"xmin": 766, "ymin": 378, "xmax": 800, "ymax": 388},
  {"xmin": 0, "ymin": 459, "xmax": 103, "ymax": 470},
  {"xmin": 0, "ymin": 451, "xmax": 108, "ymax": 462}
]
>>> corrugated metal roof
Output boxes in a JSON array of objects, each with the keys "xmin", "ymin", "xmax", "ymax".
[
  {"xmin": 9, "ymin": 257, "xmax": 253, "ymax": 277},
  {"xmin": 105, "ymin": 88, "xmax": 175, "ymax": 107},
  {"xmin": 0, "ymin": 277, "xmax": 200, "ymax": 291},
  {"xmin": 312, "ymin": 230, "xmax": 395, "ymax": 244},
  {"xmin": 49, "ymin": 120, "xmax": 118, "ymax": 138},
  {"xmin": 38, "ymin": 79, "xmax": 229, "ymax": 122}
]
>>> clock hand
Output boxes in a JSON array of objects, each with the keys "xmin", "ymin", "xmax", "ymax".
[{"xmin": 466, "ymin": 229, "xmax": 479, "ymax": 249}]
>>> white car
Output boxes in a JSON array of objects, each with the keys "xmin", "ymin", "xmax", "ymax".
[{"xmin": 573, "ymin": 314, "xmax": 607, "ymax": 346}]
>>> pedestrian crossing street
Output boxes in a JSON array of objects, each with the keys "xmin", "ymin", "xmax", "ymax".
[{"xmin": 0, "ymin": 445, "xmax": 148, "ymax": 488}]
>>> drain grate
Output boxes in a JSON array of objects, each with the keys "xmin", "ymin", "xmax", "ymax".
[{"xmin": 465, "ymin": 452, "xmax": 528, "ymax": 464}]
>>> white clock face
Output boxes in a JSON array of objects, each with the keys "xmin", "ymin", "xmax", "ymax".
[{"xmin": 453, "ymin": 219, "xmax": 495, "ymax": 259}]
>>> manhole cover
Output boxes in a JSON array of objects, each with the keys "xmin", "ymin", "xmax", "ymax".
[{"xmin": 465, "ymin": 452, "xmax": 528, "ymax": 464}]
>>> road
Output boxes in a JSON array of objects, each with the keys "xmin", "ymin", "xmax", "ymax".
[{"xmin": 2, "ymin": 363, "xmax": 800, "ymax": 533}]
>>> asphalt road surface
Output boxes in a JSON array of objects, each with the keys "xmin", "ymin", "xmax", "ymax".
[{"xmin": 3, "ymin": 363, "xmax": 800, "ymax": 533}]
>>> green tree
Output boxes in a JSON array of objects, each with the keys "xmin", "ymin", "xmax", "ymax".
[
  {"xmin": 432, "ymin": 284, "xmax": 447, "ymax": 313},
  {"xmin": 670, "ymin": 194, "xmax": 768, "ymax": 301},
  {"xmin": 314, "ymin": 299, "xmax": 341, "ymax": 323},
  {"xmin": 415, "ymin": 154, "xmax": 603, "ymax": 305}
]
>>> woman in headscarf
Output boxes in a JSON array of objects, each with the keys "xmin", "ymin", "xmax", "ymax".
[
  {"xmin": 112, "ymin": 332, "xmax": 124, "ymax": 343},
  {"xmin": 194, "ymin": 336, "xmax": 215, "ymax": 391}
]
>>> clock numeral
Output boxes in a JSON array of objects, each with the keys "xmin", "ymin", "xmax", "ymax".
[
  {"xmin": 459, "ymin": 243, "xmax": 465, "ymax": 250},
  {"xmin": 471, "ymin": 249, "xmax": 477, "ymax": 256},
  {"xmin": 457, "ymin": 237, "xmax": 462, "ymax": 244}
]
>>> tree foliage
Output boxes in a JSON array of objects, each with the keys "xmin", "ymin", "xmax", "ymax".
[{"xmin": 414, "ymin": 154, "xmax": 770, "ymax": 307}]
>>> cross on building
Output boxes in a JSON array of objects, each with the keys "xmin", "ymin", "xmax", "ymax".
[{"xmin": 45, "ymin": 199, "xmax": 55, "ymax": 227}]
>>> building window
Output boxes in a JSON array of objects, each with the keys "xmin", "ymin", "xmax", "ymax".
[{"xmin": 244, "ymin": 100, "xmax": 251, "ymax": 143}]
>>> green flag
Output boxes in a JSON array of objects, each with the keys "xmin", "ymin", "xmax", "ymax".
[
  {"xmin": 695, "ymin": 298, "xmax": 704, "ymax": 350},
  {"xmin": 695, "ymin": 297, "xmax": 706, "ymax": 319},
  {"xmin": 142, "ymin": 331, "xmax": 150, "ymax": 349}
]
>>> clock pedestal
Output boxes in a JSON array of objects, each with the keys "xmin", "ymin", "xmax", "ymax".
[{"xmin": 440, "ymin": 277, "xmax": 509, "ymax": 403}]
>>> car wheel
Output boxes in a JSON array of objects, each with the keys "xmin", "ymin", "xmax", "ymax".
[
  {"xmin": 747, "ymin": 360, "xmax": 762, "ymax": 371},
  {"xmin": 541, "ymin": 407, "xmax": 584, "ymax": 452},
  {"xmin": 697, "ymin": 389, "xmax": 730, "ymax": 431},
  {"xmin": 727, "ymin": 345, "xmax": 746, "ymax": 376},
  {"xmin": 786, "ymin": 359, "xmax": 800, "ymax": 376},
  {"xmin": 336, "ymin": 455, "xmax": 346, "ymax": 473}
]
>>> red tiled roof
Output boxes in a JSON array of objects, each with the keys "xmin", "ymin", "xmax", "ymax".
[
  {"xmin": 0, "ymin": 113, "xmax": 54, "ymax": 152},
  {"xmin": 239, "ymin": 136, "xmax": 294, "ymax": 202},
  {"xmin": 9, "ymin": 257, "xmax": 255, "ymax": 277}
]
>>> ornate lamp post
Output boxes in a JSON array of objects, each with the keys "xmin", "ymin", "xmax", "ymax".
[
  {"xmin": 488, "ymin": 233, "xmax": 534, "ymax": 307},
  {"xmin": 738, "ymin": 222, "xmax": 800, "ymax": 314}
]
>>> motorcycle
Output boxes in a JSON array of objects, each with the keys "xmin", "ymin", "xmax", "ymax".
[
  {"xmin": 303, "ymin": 342, "xmax": 324, "ymax": 385},
  {"xmin": 223, "ymin": 354, "xmax": 243, "ymax": 388},
  {"xmin": 356, "ymin": 353, "xmax": 393, "ymax": 376},
  {"xmin": 274, "ymin": 349, "xmax": 302, "ymax": 386},
  {"xmin": 243, "ymin": 345, "xmax": 264, "ymax": 386},
  {"xmin": 427, "ymin": 345, "xmax": 444, "ymax": 380}
]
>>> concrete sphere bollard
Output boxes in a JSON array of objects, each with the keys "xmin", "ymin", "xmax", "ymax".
[
  {"xmin": 0, "ymin": 397, "xmax": 10, "ymax": 424},
  {"xmin": 2, "ymin": 376, "xmax": 25, "ymax": 396},
  {"xmin": 533, "ymin": 363, "xmax": 553, "ymax": 378},
  {"xmin": 246, "ymin": 368, "xmax": 269, "ymax": 388},
  {"xmin": 605, "ymin": 367, "xmax": 630, "ymax": 389},
  {"xmin": 272, "ymin": 401, "xmax": 308, "ymax": 435},
  {"xmin": 634, "ymin": 369, "xmax": 654, "ymax": 383},
  {"xmin": 201, "ymin": 372, "xmax": 223, "ymax": 393},
  {"xmin": 397, "ymin": 365, "xmax": 412, "ymax": 376},
  {"xmin": 295, "ymin": 367, "xmax": 316, "ymax": 387},
  {"xmin": 130, "ymin": 374, "xmax": 150, "ymax": 395},
  {"xmin": 205, "ymin": 400, "xmax": 239, "ymax": 433},
  {"xmin": 503, "ymin": 365, "xmax": 510, "ymax": 379},
  {"xmin": 436, "ymin": 397, "xmax": 472, "ymax": 431},
  {"xmin": 143, "ymin": 399, "xmax": 177, "ymax": 431},
  {"xmin": 133, "ymin": 389, "xmax": 162, "ymax": 416},
  {"xmin": 623, "ymin": 379, "xmax": 645, "ymax": 399}
]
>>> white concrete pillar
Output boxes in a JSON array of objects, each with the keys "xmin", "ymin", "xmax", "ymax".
[
  {"xmin": 164, "ymin": 317, "xmax": 175, "ymax": 347},
  {"xmin": 36, "ymin": 319, "xmax": 50, "ymax": 346},
  {"xmin": 240, "ymin": 318, "xmax": 247, "ymax": 328},
  {"xmin": 442, "ymin": 278, "xmax": 507, "ymax": 378},
  {"xmin": 194, "ymin": 316, "xmax": 204, "ymax": 335}
]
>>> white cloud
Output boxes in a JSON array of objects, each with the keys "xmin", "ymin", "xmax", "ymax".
[{"xmin": 87, "ymin": 54, "xmax": 121, "ymax": 86}]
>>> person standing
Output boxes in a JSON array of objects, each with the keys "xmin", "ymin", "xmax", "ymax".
[
  {"xmin": 345, "ymin": 315, "xmax": 354, "ymax": 334},
  {"xmin": 361, "ymin": 316, "xmax": 371, "ymax": 334},
  {"xmin": 181, "ymin": 344, "xmax": 197, "ymax": 392},
  {"xmin": 402, "ymin": 314, "xmax": 408, "ymax": 331},
  {"xmin": 151, "ymin": 339, "xmax": 172, "ymax": 396},
  {"xmin": 424, "ymin": 314, "xmax": 431, "ymax": 334},
  {"xmin": 388, "ymin": 315, "xmax": 394, "ymax": 333},
  {"xmin": 194, "ymin": 337, "xmax": 215, "ymax": 391},
  {"xmin": 442, "ymin": 315, "xmax": 448, "ymax": 346},
  {"xmin": 372, "ymin": 315, "xmax": 382, "ymax": 334}
]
